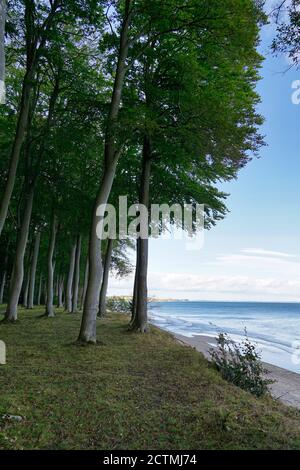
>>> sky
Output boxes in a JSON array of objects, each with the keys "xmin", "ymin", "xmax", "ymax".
[{"xmin": 109, "ymin": 12, "xmax": 300, "ymax": 302}]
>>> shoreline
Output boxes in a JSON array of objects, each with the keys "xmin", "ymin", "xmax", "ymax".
[{"xmin": 172, "ymin": 332, "xmax": 300, "ymax": 409}]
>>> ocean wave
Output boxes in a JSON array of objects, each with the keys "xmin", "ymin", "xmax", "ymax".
[{"xmin": 149, "ymin": 301, "xmax": 300, "ymax": 373}]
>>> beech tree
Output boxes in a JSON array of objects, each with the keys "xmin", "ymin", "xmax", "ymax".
[
  {"xmin": 120, "ymin": 0, "xmax": 265, "ymax": 331},
  {"xmin": 78, "ymin": 0, "xmax": 133, "ymax": 342},
  {"xmin": 4, "ymin": 70, "xmax": 60, "ymax": 322},
  {"xmin": 1, "ymin": 7, "xmax": 105, "ymax": 320},
  {"xmin": 80, "ymin": 0, "xmax": 263, "ymax": 343},
  {"xmin": 27, "ymin": 229, "xmax": 40, "ymax": 308},
  {"xmin": 0, "ymin": 1, "xmax": 265, "ymax": 342},
  {"xmin": 0, "ymin": 0, "xmax": 104, "ymax": 236},
  {"xmin": 0, "ymin": 0, "xmax": 62, "ymax": 236},
  {"xmin": 0, "ymin": 0, "xmax": 6, "ymax": 103},
  {"xmin": 44, "ymin": 209, "xmax": 57, "ymax": 317}
]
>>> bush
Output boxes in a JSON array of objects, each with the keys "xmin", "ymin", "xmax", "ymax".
[
  {"xmin": 210, "ymin": 331, "xmax": 274, "ymax": 397},
  {"xmin": 106, "ymin": 296, "xmax": 132, "ymax": 313}
]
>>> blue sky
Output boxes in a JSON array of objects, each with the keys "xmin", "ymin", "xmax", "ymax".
[{"xmin": 109, "ymin": 19, "xmax": 300, "ymax": 302}]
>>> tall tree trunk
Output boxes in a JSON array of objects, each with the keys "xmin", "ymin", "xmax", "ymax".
[
  {"xmin": 28, "ymin": 231, "xmax": 40, "ymax": 308},
  {"xmin": 134, "ymin": 238, "xmax": 149, "ymax": 332},
  {"xmin": 130, "ymin": 241, "xmax": 139, "ymax": 326},
  {"xmin": 98, "ymin": 238, "xmax": 113, "ymax": 317},
  {"xmin": 0, "ymin": 252, "xmax": 8, "ymax": 304},
  {"xmin": 54, "ymin": 274, "xmax": 58, "ymax": 297},
  {"xmin": 79, "ymin": 164, "xmax": 117, "ymax": 341},
  {"xmin": 22, "ymin": 261, "xmax": 30, "ymax": 308},
  {"xmin": 71, "ymin": 234, "xmax": 81, "ymax": 313},
  {"xmin": 0, "ymin": 270, "xmax": 6, "ymax": 304},
  {"xmin": 81, "ymin": 257, "xmax": 89, "ymax": 310},
  {"xmin": 0, "ymin": 0, "xmax": 6, "ymax": 104},
  {"xmin": 45, "ymin": 212, "xmax": 57, "ymax": 318},
  {"xmin": 131, "ymin": 136, "xmax": 151, "ymax": 332},
  {"xmin": 78, "ymin": 0, "xmax": 132, "ymax": 343},
  {"xmin": 2, "ymin": 64, "xmax": 59, "ymax": 316},
  {"xmin": 57, "ymin": 275, "xmax": 64, "ymax": 308},
  {"xmin": 44, "ymin": 280, "xmax": 47, "ymax": 305},
  {"xmin": 0, "ymin": 70, "xmax": 36, "ymax": 237},
  {"xmin": 37, "ymin": 275, "xmax": 42, "ymax": 305},
  {"xmin": 22, "ymin": 237, "xmax": 34, "ymax": 307},
  {"xmin": 0, "ymin": 14, "xmax": 60, "ymax": 316},
  {"xmin": 66, "ymin": 241, "xmax": 76, "ymax": 312},
  {"xmin": 0, "ymin": 0, "xmax": 61, "ymax": 237},
  {"xmin": 4, "ymin": 188, "xmax": 34, "ymax": 321}
]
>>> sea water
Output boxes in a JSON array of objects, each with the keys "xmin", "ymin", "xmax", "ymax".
[{"xmin": 149, "ymin": 301, "xmax": 300, "ymax": 373}]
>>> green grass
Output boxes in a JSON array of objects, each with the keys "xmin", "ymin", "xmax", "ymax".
[{"xmin": 0, "ymin": 306, "xmax": 300, "ymax": 450}]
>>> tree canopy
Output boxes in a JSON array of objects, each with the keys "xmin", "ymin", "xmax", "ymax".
[{"xmin": 0, "ymin": 0, "xmax": 265, "ymax": 339}]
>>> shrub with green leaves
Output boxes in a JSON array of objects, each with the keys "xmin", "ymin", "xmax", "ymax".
[
  {"xmin": 106, "ymin": 296, "xmax": 132, "ymax": 313},
  {"xmin": 210, "ymin": 331, "xmax": 274, "ymax": 397}
]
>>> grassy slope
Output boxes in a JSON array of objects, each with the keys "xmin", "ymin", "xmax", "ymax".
[{"xmin": 0, "ymin": 307, "xmax": 299, "ymax": 450}]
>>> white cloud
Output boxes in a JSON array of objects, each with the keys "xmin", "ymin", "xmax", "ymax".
[
  {"xmin": 108, "ymin": 246, "xmax": 300, "ymax": 302},
  {"xmin": 241, "ymin": 248, "xmax": 296, "ymax": 258},
  {"xmin": 216, "ymin": 253, "xmax": 298, "ymax": 267},
  {"xmin": 108, "ymin": 270, "xmax": 300, "ymax": 301},
  {"xmin": 216, "ymin": 249, "xmax": 300, "ymax": 272},
  {"xmin": 146, "ymin": 272, "xmax": 300, "ymax": 295}
]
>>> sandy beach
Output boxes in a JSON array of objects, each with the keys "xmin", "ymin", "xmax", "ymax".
[{"xmin": 173, "ymin": 333, "xmax": 300, "ymax": 409}]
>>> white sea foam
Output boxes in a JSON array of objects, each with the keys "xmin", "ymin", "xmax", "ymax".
[{"xmin": 149, "ymin": 301, "xmax": 300, "ymax": 373}]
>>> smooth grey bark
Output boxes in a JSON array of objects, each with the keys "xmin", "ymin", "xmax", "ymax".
[
  {"xmin": 0, "ymin": 40, "xmax": 59, "ymax": 318},
  {"xmin": 131, "ymin": 136, "xmax": 151, "ymax": 332},
  {"xmin": 0, "ymin": 68, "xmax": 34, "ymax": 236},
  {"xmin": 55, "ymin": 274, "xmax": 59, "ymax": 299},
  {"xmin": 71, "ymin": 234, "xmax": 81, "ymax": 313},
  {"xmin": 0, "ymin": 1, "xmax": 61, "ymax": 236},
  {"xmin": 44, "ymin": 280, "xmax": 47, "ymax": 305},
  {"xmin": 0, "ymin": 269, "xmax": 6, "ymax": 304},
  {"xmin": 28, "ymin": 231, "xmax": 40, "ymax": 308},
  {"xmin": 78, "ymin": 0, "xmax": 132, "ymax": 343},
  {"xmin": 23, "ymin": 240, "xmax": 34, "ymax": 307},
  {"xmin": 22, "ymin": 261, "xmax": 30, "ymax": 308},
  {"xmin": 130, "ymin": 242, "xmax": 139, "ymax": 326},
  {"xmin": 4, "ymin": 189, "xmax": 34, "ymax": 321},
  {"xmin": 66, "ymin": 241, "xmax": 76, "ymax": 312},
  {"xmin": 3, "ymin": 71, "xmax": 58, "ymax": 319},
  {"xmin": 57, "ymin": 275, "xmax": 64, "ymax": 308},
  {"xmin": 37, "ymin": 275, "xmax": 42, "ymax": 305},
  {"xmin": 80, "ymin": 258, "xmax": 89, "ymax": 310},
  {"xmin": 0, "ymin": 252, "xmax": 8, "ymax": 304},
  {"xmin": 0, "ymin": 0, "xmax": 6, "ymax": 103},
  {"xmin": 6, "ymin": 68, "xmax": 59, "ymax": 316},
  {"xmin": 98, "ymin": 238, "xmax": 113, "ymax": 317},
  {"xmin": 45, "ymin": 212, "xmax": 57, "ymax": 317}
]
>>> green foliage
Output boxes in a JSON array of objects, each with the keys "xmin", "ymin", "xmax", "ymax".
[
  {"xmin": 210, "ymin": 331, "xmax": 274, "ymax": 398},
  {"xmin": 106, "ymin": 296, "xmax": 132, "ymax": 313},
  {"xmin": 272, "ymin": 0, "xmax": 300, "ymax": 67},
  {"xmin": 110, "ymin": 239, "xmax": 134, "ymax": 278},
  {"xmin": 115, "ymin": 0, "xmax": 266, "ymax": 236},
  {"xmin": 1, "ymin": 1, "xmax": 267, "ymax": 337},
  {"xmin": 1, "ymin": 0, "xmax": 266, "ymax": 255}
]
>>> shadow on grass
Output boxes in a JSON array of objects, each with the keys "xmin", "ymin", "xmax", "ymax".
[
  {"xmin": 0, "ymin": 318, "xmax": 20, "ymax": 324},
  {"xmin": 67, "ymin": 339, "xmax": 106, "ymax": 348}
]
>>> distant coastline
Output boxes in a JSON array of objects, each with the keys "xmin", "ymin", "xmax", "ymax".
[
  {"xmin": 110, "ymin": 296, "xmax": 300, "ymax": 304},
  {"xmin": 108, "ymin": 295, "xmax": 190, "ymax": 303},
  {"xmin": 149, "ymin": 297, "xmax": 190, "ymax": 303},
  {"xmin": 150, "ymin": 299, "xmax": 300, "ymax": 304}
]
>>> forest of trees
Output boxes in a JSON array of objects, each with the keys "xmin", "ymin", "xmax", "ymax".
[{"xmin": 1, "ymin": 0, "xmax": 287, "ymax": 344}]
